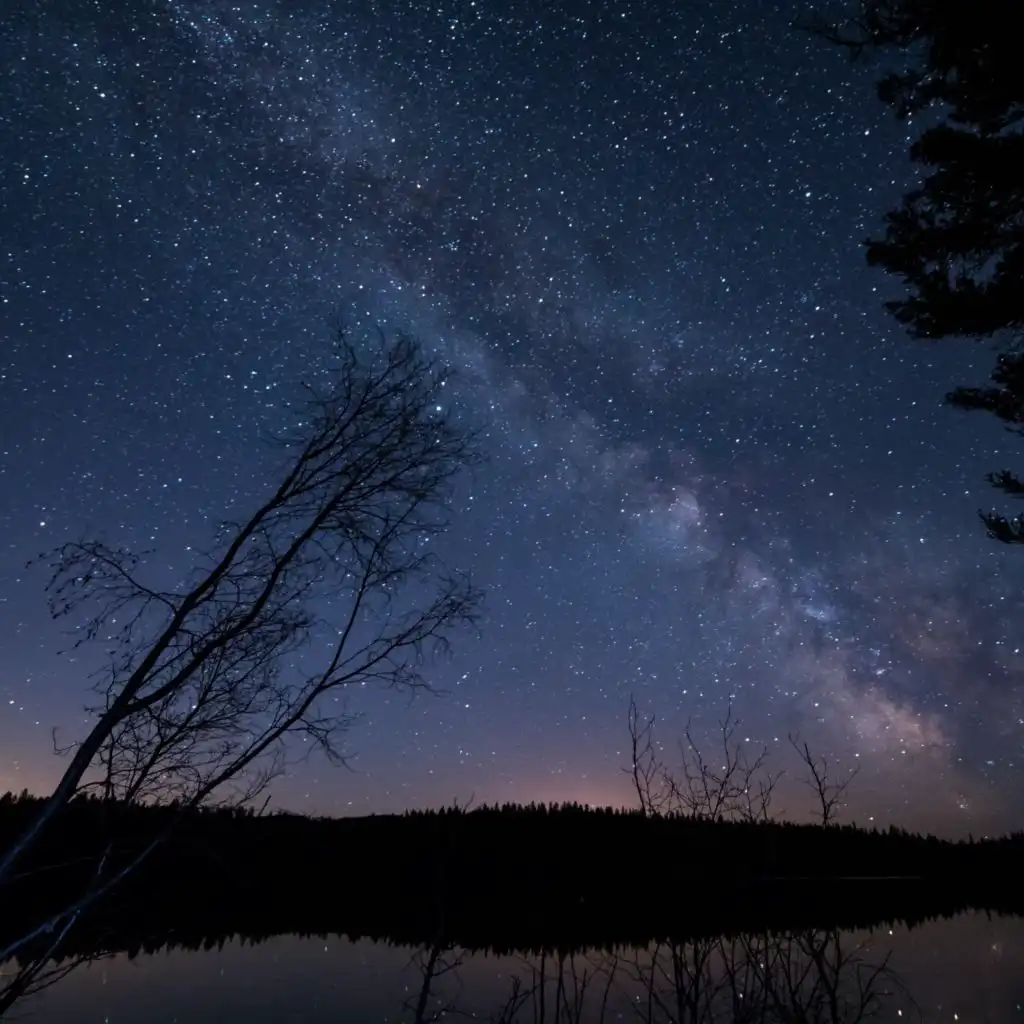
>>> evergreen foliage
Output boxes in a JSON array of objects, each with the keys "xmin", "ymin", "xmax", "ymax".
[
  {"xmin": 806, "ymin": 0, "xmax": 1024, "ymax": 539},
  {"xmin": 1, "ymin": 792, "xmax": 1020, "ymax": 960}
]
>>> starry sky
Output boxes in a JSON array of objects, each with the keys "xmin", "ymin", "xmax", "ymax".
[{"xmin": 1, "ymin": 0, "xmax": 1022, "ymax": 836}]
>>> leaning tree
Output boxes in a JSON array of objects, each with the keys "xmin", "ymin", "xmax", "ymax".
[
  {"xmin": 800, "ymin": 0, "xmax": 1024, "ymax": 540},
  {"xmin": 0, "ymin": 328, "xmax": 480, "ymax": 986}
]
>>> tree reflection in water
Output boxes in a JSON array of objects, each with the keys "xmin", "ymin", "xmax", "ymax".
[
  {"xmin": 406, "ymin": 926, "xmax": 915, "ymax": 1024},
  {"xmin": 10, "ymin": 908, "xmax": 1022, "ymax": 1022}
]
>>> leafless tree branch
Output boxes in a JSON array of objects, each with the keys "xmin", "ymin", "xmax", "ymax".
[
  {"xmin": 669, "ymin": 707, "xmax": 783, "ymax": 824},
  {"xmin": 789, "ymin": 733, "xmax": 860, "ymax": 826},
  {"xmin": 624, "ymin": 695, "xmax": 668, "ymax": 817},
  {"xmin": 0, "ymin": 328, "xmax": 482, "ymax": 992}
]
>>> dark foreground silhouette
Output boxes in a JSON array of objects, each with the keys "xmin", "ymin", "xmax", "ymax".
[{"xmin": 1, "ymin": 793, "xmax": 1022, "ymax": 963}]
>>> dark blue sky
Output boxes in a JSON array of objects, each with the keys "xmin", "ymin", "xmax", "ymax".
[{"xmin": 2, "ymin": 0, "xmax": 1021, "ymax": 834}]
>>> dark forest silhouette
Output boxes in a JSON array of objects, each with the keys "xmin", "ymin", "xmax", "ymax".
[
  {"xmin": 800, "ymin": 0, "xmax": 1024, "ymax": 541},
  {"xmin": 1, "ymin": 792, "xmax": 1022, "ymax": 972}
]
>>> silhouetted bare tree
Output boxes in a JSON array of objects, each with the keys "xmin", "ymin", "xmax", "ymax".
[
  {"xmin": 789, "ymin": 734, "xmax": 860, "ymax": 826},
  {"xmin": 625, "ymin": 695, "xmax": 667, "ymax": 817},
  {"xmin": 670, "ymin": 707, "xmax": 782, "ymax": 824},
  {"xmin": 624, "ymin": 698, "xmax": 782, "ymax": 823},
  {"xmin": 0, "ymin": 329, "xmax": 480, "ymax": 984}
]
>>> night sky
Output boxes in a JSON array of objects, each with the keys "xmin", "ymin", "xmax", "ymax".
[{"xmin": 2, "ymin": 0, "xmax": 1022, "ymax": 836}]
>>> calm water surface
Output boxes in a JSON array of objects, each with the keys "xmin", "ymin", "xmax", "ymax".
[{"xmin": 19, "ymin": 911, "xmax": 1024, "ymax": 1022}]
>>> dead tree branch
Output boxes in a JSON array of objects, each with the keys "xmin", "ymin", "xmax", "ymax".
[
  {"xmin": 789, "ymin": 734, "xmax": 860, "ymax": 826},
  {"xmin": 0, "ymin": 328, "xmax": 481, "ymax": 979},
  {"xmin": 624, "ymin": 695, "xmax": 667, "ymax": 817},
  {"xmin": 669, "ymin": 706, "xmax": 783, "ymax": 823}
]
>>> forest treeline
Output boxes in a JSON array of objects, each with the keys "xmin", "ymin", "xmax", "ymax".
[{"xmin": 1, "ymin": 792, "xmax": 1021, "ymax": 961}]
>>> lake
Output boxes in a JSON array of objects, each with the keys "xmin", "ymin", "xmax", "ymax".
[{"xmin": 15, "ymin": 909, "xmax": 1024, "ymax": 1022}]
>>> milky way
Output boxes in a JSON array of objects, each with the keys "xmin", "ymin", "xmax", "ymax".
[{"xmin": 2, "ymin": 0, "xmax": 1022, "ymax": 833}]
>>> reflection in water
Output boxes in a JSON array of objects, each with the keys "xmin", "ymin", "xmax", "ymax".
[
  {"xmin": 406, "ymin": 928, "xmax": 907, "ymax": 1023},
  {"xmin": 13, "ymin": 911, "xmax": 1024, "ymax": 1023}
]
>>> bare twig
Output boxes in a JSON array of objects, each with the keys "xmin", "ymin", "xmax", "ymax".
[
  {"xmin": 669, "ymin": 707, "xmax": 783, "ymax": 824},
  {"xmin": 623, "ymin": 696, "xmax": 666, "ymax": 817},
  {"xmin": 789, "ymin": 733, "xmax": 860, "ymax": 826}
]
